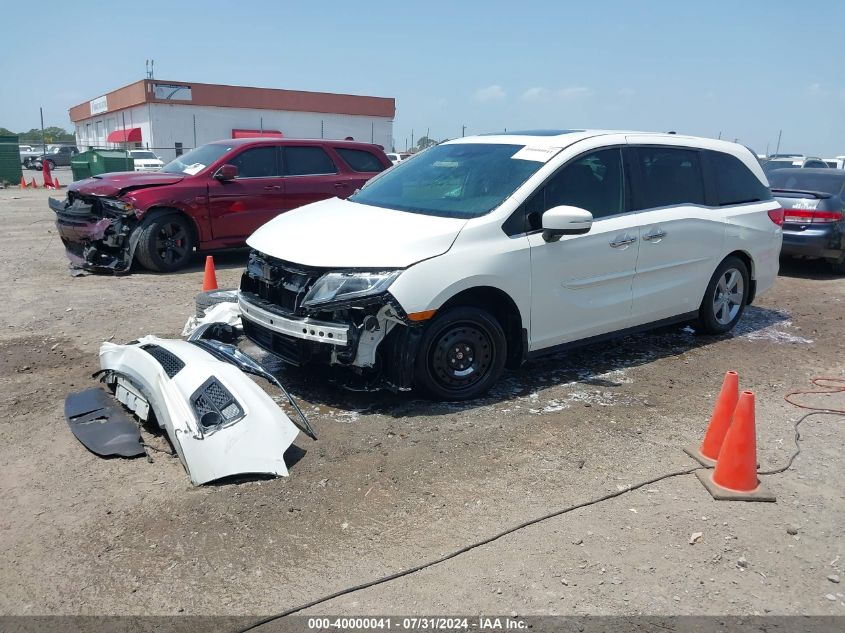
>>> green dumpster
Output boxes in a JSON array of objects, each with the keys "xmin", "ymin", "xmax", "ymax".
[
  {"xmin": 0, "ymin": 135, "xmax": 23, "ymax": 186},
  {"xmin": 70, "ymin": 152, "xmax": 92, "ymax": 181},
  {"xmin": 71, "ymin": 149, "xmax": 134, "ymax": 181}
]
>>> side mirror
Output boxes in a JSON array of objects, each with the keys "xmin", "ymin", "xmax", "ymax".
[
  {"xmin": 214, "ymin": 164, "xmax": 238, "ymax": 181},
  {"xmin": 541, "ymin": 205, "xmax": 593, "ymax": 242}
]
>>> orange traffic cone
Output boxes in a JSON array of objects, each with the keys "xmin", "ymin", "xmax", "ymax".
[
  {"xmin": 42, "ymin": 160, "xmax": 54, "ymax": 188},
  {"xmin": 20, "ymin": 176, "xmax": 27, "ymax": 189},
  {"xmin": 684, "ymin": 371, "xmax": 739, "ymax": 467},
  {"xmin": 54, "ymin": 177, "xmax": 60, "ymax": 189},
  {"xmin": 30, "ymin": 177, "xmax": 37, "ymax": 189},
  {"xmin": 695, "ymin": 391, "xmax": 775, "ymax": 502},
  {"xmin": 202, "ymin": 256, "xmax": 218, "ymax": 291}
]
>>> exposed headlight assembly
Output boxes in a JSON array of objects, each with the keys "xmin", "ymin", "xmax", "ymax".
[
  {"xmin": 100, "ymin": 198, "xmax": 135, "ymax": 213},
  {"xmin": 302, "ymin": 270, "xmax": 401, "ymax": 307}
]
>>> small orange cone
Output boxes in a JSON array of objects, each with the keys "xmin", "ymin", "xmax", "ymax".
[
  {"xmin": 20, "ymin": 176, "xmax": 27, "ymax": 189},
  {"xmin": 202, "ymin": 256, "xmax": 218, "ymax": 291},
  {"xmin": 30, "ymin": 177, "xmax": 37, "ymax": 188},
  {"xmin": 695, "ymin": 391, "xmax": 775, "ymax": 502},
  {"xmin": 684, "ymin": 371, "xmax": 739, "ymax": 467},
  {"xmin": 54, "ymin": 177, "xmax": 61, "ymax": 189}
]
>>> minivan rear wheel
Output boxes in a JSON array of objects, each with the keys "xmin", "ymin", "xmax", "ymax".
[
  {"xmin": 414, "ymin": 307, "xmax": 506, "ymax": 401},
  {"xmin": 695, "ymin": 256, "xmax": 750, "ymax": 334}
]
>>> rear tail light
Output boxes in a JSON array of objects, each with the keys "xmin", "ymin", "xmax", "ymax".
[
  {"xmin": 767, "ymin": 208, "xmax": 784, "ymax": 226},
  {"xmin": 783, "ymin": 209, "xmax": 843, "ymax": 224}
]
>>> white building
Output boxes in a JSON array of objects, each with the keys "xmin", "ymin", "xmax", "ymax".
[{"xmin": 70, "ymin": 79, "xmax": 395, "ymax": 161}]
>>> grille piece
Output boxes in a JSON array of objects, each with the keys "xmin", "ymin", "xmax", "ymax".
[
  {"xmin": 141, "ymin": 344, "xmax": 185, "ymax": 378},
  {"xmin": 190, "ymin": 377, "xmax": 244, "ymax": 430}
]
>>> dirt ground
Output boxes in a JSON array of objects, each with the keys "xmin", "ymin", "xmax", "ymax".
[{"xmin": 1, "ymin": 186, "xmax": 843, "ymax": 619}]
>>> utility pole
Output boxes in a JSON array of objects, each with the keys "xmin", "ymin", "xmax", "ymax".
[
  {"xmin": 775, "ymin": 129, "xmax": 782, "ymax": 155},
  {"xmin": 411, "ymin": 129, "xmax": 414, "ymax": 149},
  {"xmin": 39, "ymin": 107, "xmax": 45, "ymax": 154},
  {"xmin": 461, "ymin": 124, "xmax": 466, "ymax": 137}
]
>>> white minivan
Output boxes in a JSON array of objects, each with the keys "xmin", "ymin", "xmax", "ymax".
[{"xmin": 239, "ymin": 130, "xmax": 783, "ymax": 400}]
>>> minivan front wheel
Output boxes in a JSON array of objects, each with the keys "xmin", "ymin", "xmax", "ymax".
[
  {"xmin": 414, "ymin": 307, "xmax": 506, "ymax": 401},
  {"xmin": 696, "ymin": 256, "xmax": 749, "ymax": 334}
]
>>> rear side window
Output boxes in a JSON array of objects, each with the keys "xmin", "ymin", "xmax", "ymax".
[
  {"xmin": 284, "ymin": 146, "xmax": 337, "ymax": 176},
  {"xmin": 229, "ymin": 146, "xmax": 280, "ymax": 178},
  {"xmin": 633, "ymin": 147, "xmax": 705, "ymax": 209},
  {"xmin": 803, "ymin": 160, "xmax": 827, "ymax": 168},
  {"xmin": 335, "ymin": 148, "xmax": 386, "ymax": 173},
  {"xmin": 709, "ymin": 151, "xmax": 771, "ymax": 205}
]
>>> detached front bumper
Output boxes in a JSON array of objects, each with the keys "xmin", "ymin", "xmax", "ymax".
[{"xmin": 49, "ymin": 196, "xmax": 137, "ymax": 273}]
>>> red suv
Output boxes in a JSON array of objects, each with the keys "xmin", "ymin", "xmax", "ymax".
[{"xmin": 49, "ymin": 138, "xmax": 391, "ymax": 272}]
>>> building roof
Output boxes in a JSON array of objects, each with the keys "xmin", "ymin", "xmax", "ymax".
[{"xmin": 69, "ymin": 79, "xmax": 395, "ymax": 122}]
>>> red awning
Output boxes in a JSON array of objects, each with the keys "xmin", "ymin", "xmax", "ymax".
[
  {"xmin": 231, "ymin": 129, "xmax": 283, "ymax": 139},
  {"xmin": 107, "ymin": 127, "xmax": 142, "ymax": 143}
]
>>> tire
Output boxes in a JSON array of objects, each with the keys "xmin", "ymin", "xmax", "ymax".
[
  {"xmin": 35, "ymin": 163, "xmax": 42, "ymax": 171},
  {"xmin": 134, "ymin": 213, "xmax": 195, "ymax": 272},
  {"xmin": 414, "ymin": 306, "xmax": 507, "ymax": 401},
  {"xmin": 696, "ymin": 256, "xmax": 750, "ymax": 334},
  {"xmin": 826, "ymin": 252, "xmax": 845, "ymax": 275},
  {"xmin": 196, "ymin": 289, "xmax": 239, "ymax": 318}
]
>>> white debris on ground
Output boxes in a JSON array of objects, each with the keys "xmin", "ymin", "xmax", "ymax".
[
  {"xmin": 181, "ymin": 301, "xmax": 242, "ymax": 337},
  {"xmin": 738, "ymin": 320, "xmax": 814, "ymax": 344}
]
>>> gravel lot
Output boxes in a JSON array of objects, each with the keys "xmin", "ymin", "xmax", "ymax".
[{"xmin": 1, "ymin": 186, "xmax": 843, "ymax": 618}]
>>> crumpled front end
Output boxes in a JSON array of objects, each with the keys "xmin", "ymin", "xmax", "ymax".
[
  {"xmin": 98, "ymin": 335, "xmax": 301, "ymax": 485},
  {"xmin": 49, "ymin": 194, "xmax": 140, "ymax": 273}
]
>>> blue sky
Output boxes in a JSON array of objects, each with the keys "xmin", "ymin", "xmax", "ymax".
[{"xmin": 2, "ymin": 0, "xmax": 843, "ymax": 155}]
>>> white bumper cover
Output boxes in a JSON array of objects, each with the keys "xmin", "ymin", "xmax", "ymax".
[{"xmin": 99, "ymin": 335, "xmax": 299, "ymax": 485}]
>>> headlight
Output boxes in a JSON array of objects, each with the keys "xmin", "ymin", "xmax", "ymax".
[
  {"xmin": 302, "ymin": 270, "xmax": 401, "ymax": 307},
  {"xmin": 100, "ymin": 198, "xmax": 135, "ymax": 213}
]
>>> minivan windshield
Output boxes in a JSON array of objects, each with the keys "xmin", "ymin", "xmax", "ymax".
[
  {"xmin": 349, "ymin": 143, "xmax": 547, "ymax": 218},
  {"xmin": 161, "ymin": 143, "xmax": 233, "ymax": 175}
]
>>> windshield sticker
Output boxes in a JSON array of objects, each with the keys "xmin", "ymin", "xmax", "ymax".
[
  {"xmin": 512, "ymin": 146, "xmax": 560, "ymax": 163},
  {"xmin": 432, "ymin": 161, "xmax": 459, "ymax": 168},
  {"xmin": 182, "ymin": 163, "xmax": 205, "ymax": 175}
]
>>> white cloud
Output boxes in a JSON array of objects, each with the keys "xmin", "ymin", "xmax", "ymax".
[
  {"xmin": 474, "ymin": 85, "xmax": 506, "ymax": 102},
  {"xmin": 556, "ymin": 86, "xmax": 592, "ymax": 100},
  {"xmin": 808, "ymin": 83, "xmax": 828, "ymax": 98},
  {"xmin": 521, "ymin": 87, "xmax": 550, "ymax": 102},
  {"xmin": 520, "ymin": 86, "xmax": 593, "ymax": 103}
]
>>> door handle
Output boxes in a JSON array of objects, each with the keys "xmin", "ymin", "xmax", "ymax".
[
  {"xmin": 643, "ymin": 229, "xmax": 667, "ymax": 241},
  {"xmin": 609, "ymin": 236, "xmax": 637, "ymax": 248},
  {"xmin": 334, "ymin": 182, "xmax": 349, "ymax": 188},
  {"xmin": 263, "ymin": 185, "xmax": 282, "ymax": 190}
]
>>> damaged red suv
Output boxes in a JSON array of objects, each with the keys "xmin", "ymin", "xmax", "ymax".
[{"xmin": 49, "ymin": 138, "xmax": 391, "ymax": 272}]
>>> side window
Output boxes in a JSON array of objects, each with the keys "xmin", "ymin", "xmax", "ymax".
[
  {"xmin": 804, "ymin": 160, "xmax": 826, "ymax": 168},
  {"xmin": 524, "ymin": 148, "xmax": 625, "ymax": 231},
  {"xmin": 709, "ymin": 151, "xmax": 771, "ymax": 205},
  {"xmin": 335, "ymin": 148, "xmax": 386, "ymax": 173},
  {"xmin": 283, "ymin": 146, "xmax": 337, "ymax": 176},
  {"xmin": 633, "ymin": 147, "xmax": 705, "ymax": 209},
  {"xmin": 228, "ymin": 146, "xmax": 280, "ymax": 178}
]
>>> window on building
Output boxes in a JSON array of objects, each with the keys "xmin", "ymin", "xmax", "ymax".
[
  {"xmin": 283, "ymin": 146, "xmax": 337, "ymax": 176},
  {"xmin": 229, "ymin": 146, "xmax": 280, "ymax": 178},
  {"xmin": 633, "ymin": 147, "xmax": 706, "ymax": 209},
  {"xmin": 335, "ymin": 148, "xmax": 386, "ymax": 173},
  {"xmin": 175, "ymin": 142, "xmax": 183, "ymax": 157}
]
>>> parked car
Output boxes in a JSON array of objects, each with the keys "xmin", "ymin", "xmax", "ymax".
[
  {"xmin": 28, "ymin": 145, "xmax": 79, "ymax": 170},
  {"xmin": 49, "ymin": 138, "xmax": 391, "ymax": 273},
  {"xmin": 762, "ymin": 156, "xmax": 829, "ymax": 175},
  {"xmin": 769, "ymin": 168, "xmax": 845, "ymax": 273},
  {"xmin": 385, "ymin": 152, "xmax": 403, "ymax": 164},
  {"xmin": 823, "ymin": 157, "xmax": 845, "ymax": 169},
  {"xmin": 19, "ymin": 145, "xmax": 43, "ymax": 165},
  {"xmin": 128, "ymin": 150, "xmax": 165, "ymax": 172},
  {"xmin": 238, "ymin": 130, "xmax": 782, "ymax": 400}
]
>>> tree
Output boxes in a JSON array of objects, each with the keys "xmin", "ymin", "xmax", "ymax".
[
  {"xmin": 416, "ymin": 135, "xmax": 437, "ymax": 150},
  {"xmin": 17, "ymin": 127, "xmax": 75, "ymax": 143}
]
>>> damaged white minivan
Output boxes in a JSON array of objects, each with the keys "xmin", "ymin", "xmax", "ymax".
[{"xmin": 239, "ymin": 130, "xmax": 783, "ymax": 400}]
